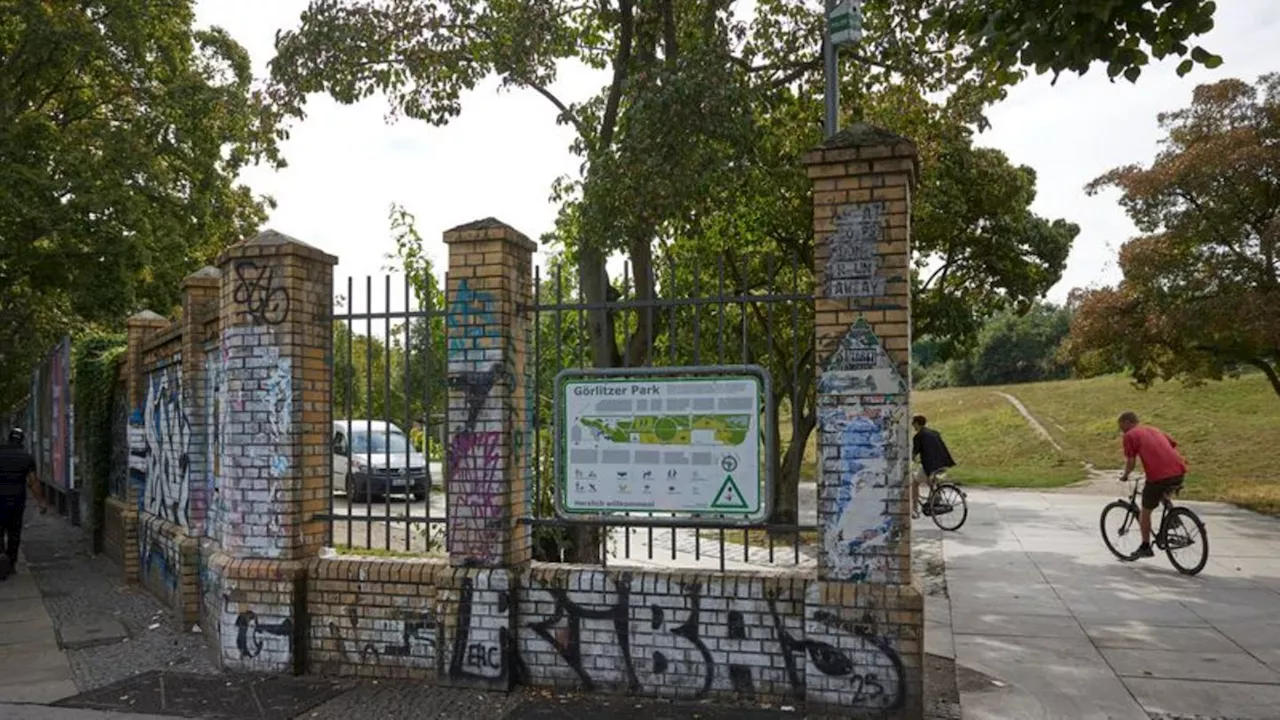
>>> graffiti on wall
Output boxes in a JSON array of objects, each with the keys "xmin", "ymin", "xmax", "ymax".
[
  {"xmin": 826, "ymin": 202, "xmax": 887, "ymax": 300},
  {"xmin": 446, "ymin": 279, "xmax": 507, "ymax": 565},
  {"xmin": 326, "ymin": 605, "xmax": 439, "ymax": 667},
  {"xmin": 216, "ymin": 326, "xmax": 292, "ymax": 557},
  {"xmin": 816, "ymin": 320, "xmax": 907, "ymax": 582},
  {"xmin": 142, "ymin": 365, "xmax": 192, "ymax": 528},
  {"xmin": 232, "ymin": 261, "xmax": 290, "ymax": 326},
  {"xmin": 518, "ymin": 572, "xmax": 904, "ymax": 706},
  {"xmin": 448, "ymin": 575, "xmax": 510, "ymax": 684},
  {"xmin": 138, "ymin": 515, "xmax": 179, "ymax": 597}
]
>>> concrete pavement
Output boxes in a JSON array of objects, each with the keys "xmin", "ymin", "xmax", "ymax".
[
  {"xmin": 0, "ymin": 550, "xmax": 78, "ymax": 705},
  {"xmin": 933, "ymin": 488, "xmax": 1280, "ymax": 720}
]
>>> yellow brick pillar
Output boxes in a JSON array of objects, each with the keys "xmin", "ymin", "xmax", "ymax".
[
  {"xmin": 441, "ymin": 218, "xmax": 536, "ymax": 569},
  {"xmin": 437, "ymin": 219, "xmax": 535, "ymax": 693},
  {"xmin": 202, "ymin": 230, "xmax": 337, "ymax": 673},
  {"xmin": 801, "ymin": 124, "xmax": 924, "ymax": 718}
]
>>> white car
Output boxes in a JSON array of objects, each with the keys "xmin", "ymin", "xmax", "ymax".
[{"xmin": 332, "ymin": 420, "xmax": 434, "ymax": 501}]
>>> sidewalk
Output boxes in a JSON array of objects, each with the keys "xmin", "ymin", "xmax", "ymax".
[
  {"xmin": 8, "ymin": 508, "xmax": 958, "ymax": 720},
  {"xmin": 0, "ymin": 549, "xmax": 78, "ymax": 704}
]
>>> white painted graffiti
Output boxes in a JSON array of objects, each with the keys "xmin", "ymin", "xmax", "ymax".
[{"xmin": 143, "ymin": 366, "xmax": 192, "ymax": 528}]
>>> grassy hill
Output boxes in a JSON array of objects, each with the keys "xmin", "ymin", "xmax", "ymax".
[{"xmin": 914, "ymin": 374, "xmax": 1280, "ymax": 514}]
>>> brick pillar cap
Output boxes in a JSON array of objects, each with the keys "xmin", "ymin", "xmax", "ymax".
[
  {"xmin": 802, "ymin": 122, "xmax": 920, "ymax": 186},
  {"xmin": 126, "ymin": 310, "xmax": 169, "ymax": 328},
  {"xmin": 182, "ymin": 265, "xmax": 221, "ymax": 289},
  {"xmin": 443, "ymin": 217, "xmax": 537, "ymax": 252},
  {"xmin": 217, "ymin": 229, "xmax": 338, "ymax": 267}
]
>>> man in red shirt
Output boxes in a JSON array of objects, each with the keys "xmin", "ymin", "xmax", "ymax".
[{"xmin": 1118, "ymin": 411, "xmax": 1188, "ymax": 559}]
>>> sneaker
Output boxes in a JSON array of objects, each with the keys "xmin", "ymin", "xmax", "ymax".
[{"xmin": 1128, "ymin": 543, "xmax": 1155, "ymax": 560}]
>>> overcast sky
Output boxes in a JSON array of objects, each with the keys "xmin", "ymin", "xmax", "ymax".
[{"xmin": 194, "ymin": 1, "xmax": 1280, "ymax": 315}]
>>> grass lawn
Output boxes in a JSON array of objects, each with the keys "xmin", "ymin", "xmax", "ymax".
[
  {"xmin": 916, "ymin": 373, "xmax": 1280, "ymax": 514},
  {"xmin": 912, "ymin": 387, "xmax": 1083, "ymax": 488}
]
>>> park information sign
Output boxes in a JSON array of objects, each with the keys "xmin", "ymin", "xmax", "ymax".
[{"xmin": 554, "ymin": 367, "xmax": 773, "ymax": 524}]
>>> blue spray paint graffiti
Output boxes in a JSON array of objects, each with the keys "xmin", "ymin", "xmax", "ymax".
[{"xmin": 447, "ymin": 280, "xmax": 499, "ymax": 356}]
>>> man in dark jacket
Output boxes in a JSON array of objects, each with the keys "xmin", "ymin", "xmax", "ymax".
[
  {"xmin": 0, "ymin": 428, "xmax": 37, "ymax": 579},
  {"xmin": 911, "ymin": 415, "xmax": 956, "ymax": 518}
]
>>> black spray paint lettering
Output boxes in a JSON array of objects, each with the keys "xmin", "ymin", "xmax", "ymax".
[
  {"xmin": 448, "ymin": 361, "xmax": 507, "ymax": 433},
  {"xmin": 527, "ymin": 574, "xmax": 639, "ymax": 693},
  {"xmin": 235, "ymin": 611, "xmax": 293, "ymax": 659},
  {"xmin": 804, "ymin": 608, "xmax": 906, "ymax": 709},
  {"xmin": 232, "ymin": 261, "xmax": 290, "ymax": 325},
  {"xmin": 448, "ymin": 577, "xmax": 510, "ymax": 682},
  {"xmin": 382, "ymin": 610, "xmax": 438, "ymax": 659}
]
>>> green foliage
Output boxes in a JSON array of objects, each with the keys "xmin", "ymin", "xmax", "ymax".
[
  {"xmin": 915, "ymin": 304, "xmax": 1073, "ymax": 388},
  {"xmin": 0, "ymin": 0, "xmax": 282, "ymax": 408},
  {"xmin": 932, "ymin": 0, "xmax": 1221, "ymax": 83},
  {"xmin": 71, "ymin": 332, "xmax": 126, "ymax": 536}
]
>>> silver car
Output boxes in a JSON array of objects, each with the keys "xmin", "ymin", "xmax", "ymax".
[{"xmin": 332, "ymin": 420, "xmax": 432, "ymax": 501}]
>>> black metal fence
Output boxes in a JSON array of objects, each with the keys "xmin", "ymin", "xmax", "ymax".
[{"xmin": 327, "ymin": 249, "xmax": 820, "ymax": 570}]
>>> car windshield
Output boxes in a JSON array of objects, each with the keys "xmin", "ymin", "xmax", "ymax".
[{"xmin": 350, "ymin": 430, "xmax": 410, "ymax": 455}]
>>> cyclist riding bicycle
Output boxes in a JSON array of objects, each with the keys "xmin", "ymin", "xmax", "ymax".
[
  {"xmin": 911, "ymin": 415, "xmax": 956, "ymax": 519},
  {"xmin": 1117, "ymin": 411, "xmax": 1187, "ymax": 560}
]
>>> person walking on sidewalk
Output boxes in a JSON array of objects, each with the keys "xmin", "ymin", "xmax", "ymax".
[{"xmin": 0, "ymin": 427, "xmax": 39, "ymax": 580}]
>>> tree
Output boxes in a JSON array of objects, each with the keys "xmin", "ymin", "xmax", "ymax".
[
  {"xmin": 270, "ymin": 0, "xmax": 1219, "ymax": 553},
  {"xmin": 947, "ymin": 303, "xmax": 1073, "ymax": 387},
  {"xmin": 1066, "ymin": 75, "xmax": 1280, "ymax": 397},
  {"xmin": 0, "ymin": 0, "xmax": 282, "ymax": 406}
]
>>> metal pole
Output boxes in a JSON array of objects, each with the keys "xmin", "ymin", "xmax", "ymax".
[{"xmin": 823, "ymin": 0, "xmax": 839, "ymax": 139}]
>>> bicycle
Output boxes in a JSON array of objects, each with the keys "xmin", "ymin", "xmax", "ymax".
[
  {"xmin": 1099, "ymin": 474, "xmax": 1209, "ymax": 576},
  {"xmin": 914, "ymin": 469, "xmax": 968, "ymax": 531}
]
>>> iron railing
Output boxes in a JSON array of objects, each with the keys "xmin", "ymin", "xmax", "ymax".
[
  {"xmin": 325, "ymin": 275, "xmax": 449, "ymax": 556},
  {"xmin": 324, "ymin": 249, "xmax": 821, "ymax": 571},
  {"xmin": 525, "ymin": 250, "xmax": 819, "ymax": 571}
]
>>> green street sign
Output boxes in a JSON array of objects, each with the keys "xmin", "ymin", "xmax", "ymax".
[{"xmin": 828, "ymin": 0, "xmax": 864, "ymax": 48}]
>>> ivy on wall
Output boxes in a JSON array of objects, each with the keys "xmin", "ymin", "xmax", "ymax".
[{"xmin": 72, "ymin": 332, "xmax": 126, "ymax": 542}]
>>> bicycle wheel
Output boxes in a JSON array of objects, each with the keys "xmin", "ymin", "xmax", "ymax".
[
  {"xmin": 928, "ymin": 483, "xmax": 968, "ymax": 531},
  {"xmin": 1100, "ymin": 500, "xmax": 1141, "ymax": 560},
  {"xmin": 1162, "ymin": 507, "xmax": 1209, "ymax": 576}
]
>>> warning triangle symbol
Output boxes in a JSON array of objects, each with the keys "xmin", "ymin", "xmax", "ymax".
[{"xmin": 710, "ymin": 474, "xmax": 749, "ymax": 510}]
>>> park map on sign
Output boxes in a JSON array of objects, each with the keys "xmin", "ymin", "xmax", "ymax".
[
  {"xmin": 579, "ymin": 414, "xmax": 751, "ymax": 446},
  {"xmin": 560, "ymin": 375, "xmax": 764, "ymax": 516}
]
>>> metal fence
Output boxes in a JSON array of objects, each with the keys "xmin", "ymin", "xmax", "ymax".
[
  {"xmin": 326, "ymin": 275, "xmax": 450, "ymax": 556},
  {"xmin": 327, "ymin": 249, "xmax": 820, "ymax": 571}
]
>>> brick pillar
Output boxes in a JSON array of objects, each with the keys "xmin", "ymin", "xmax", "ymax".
[
  {"xmin": 114, "ymin": 310, "xmax": 168, "ymax": 582},
  {"xmin": 801, "ymin": 124, "xmax": 923, "ymax": 718},
  {"xmin": 442, "ymin": 218, "xmax": 536, "ymax": 569},
  {"xmin": 203, "ymin": 229, "xmax": 336, "ymax": 673},
  {"xmin": 181, "ymin": 266, "xmax": 220, "ymax": 537},
  {"xmin": 437, "ymin": 219, "xmax": 534, "ymax": 694}
]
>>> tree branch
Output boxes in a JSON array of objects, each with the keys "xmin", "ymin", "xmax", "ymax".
[
  {"xmin": 1245, "ymin": 358, "xmax": 1280, "ymax": 398},
  {"xmin": 526, "ymin": 82, "xmax": 587, "ymax": 138},
  {"xmin": 597, "ymin": 0, "xmax": 635, "ymax": 151}
]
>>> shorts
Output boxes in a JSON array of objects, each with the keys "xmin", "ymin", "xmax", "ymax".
[{"xmin": 1141, "ymin": 475, "xmax": 1184, "ymax": 511}]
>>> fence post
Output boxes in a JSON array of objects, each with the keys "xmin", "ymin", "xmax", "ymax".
[
  {"xmin": 802, "ymin": 124, "xmax": 924, "ymax": 717},
  {"xmin": 202, "ymin": 230, "xmax": 336, "ymax": 673},
  {"xmin": 181, "ymin": 267, "xmax": 219, "ymax": 537},
  {"xmin": 119, "ymin": 310, "xmax": 169, "ymax": 583},
  {"xmin": 441, "ymin": 218, "xmax": 537, "ymax": 569},
  {"xmin": 438, "ymin": 218, "xmax": 536, "ymax": 692}
]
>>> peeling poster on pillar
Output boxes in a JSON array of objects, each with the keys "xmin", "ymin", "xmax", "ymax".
[{"xmin": 826, "ymin": 202, "xmax": 886, "ymax": 299}]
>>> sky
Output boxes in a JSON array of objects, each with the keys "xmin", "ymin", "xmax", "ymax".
[{"xmin": 193, "ymin": 0, "xmax": 1280, "ymax": 316}]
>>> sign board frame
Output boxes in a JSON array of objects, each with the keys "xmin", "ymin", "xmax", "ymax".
[{"xmin": 553, "ymin": 365, "xmax": 775, "ymax": 526}]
